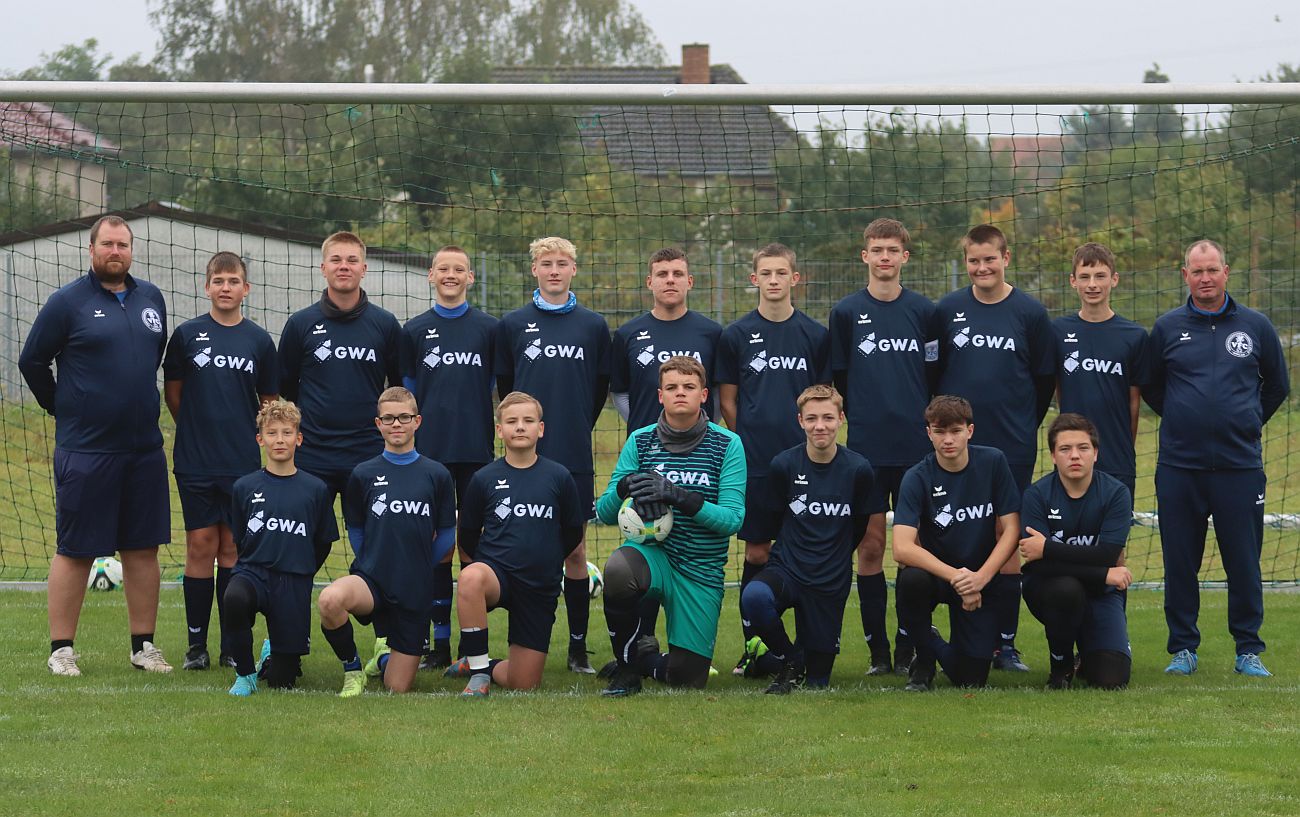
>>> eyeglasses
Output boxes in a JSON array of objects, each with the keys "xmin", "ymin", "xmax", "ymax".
[{"xmin": 377, "ymin": 413, "xmax": 416, "ymax": 426}]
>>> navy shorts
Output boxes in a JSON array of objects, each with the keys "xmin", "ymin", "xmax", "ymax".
[
  {"xmin": 230, "ymin": 563, "xmax": 313, "ymax": 655},
  {"xmin": 1077, "ymin": 586, "xmax": 1130, "ymax": 656},
  {"xmin": 444, "ymin": 462, "xmax": 486, "ymax": 509},
  {"xmin": 738, "ymin": 474, "xmax": 776, "ymax": 543},
  {"xmin": 175, "ymin": 473, "xmax": 238, "ymax": 531},
  {"xmin": 482, "ymin": 559, "xmax": 558, "ymax": 653},
  {"xmin": 864, "ymin": 465, "xmax": 908, "ymax": 515},
  {"xmin": 752, "ymin": 565, "xmax": 850, "ymax": 654},
  {"xmin": 568, "ymin": 470, "xmax": 596, "ymax": 522},
  {"xmin": 352, "ymin": 571, "xmax": 428, "ymax": 657},
  {"xmin": 899, "ymin": 568, "xmax": 1010, "ymax": 660},
  {"xmin": 298, "ymin": 464, "xmax": 351, "ymax": 510},
  {"xmin": 54, "ymin": 447, "xmax": 170, "ymax": 558}
]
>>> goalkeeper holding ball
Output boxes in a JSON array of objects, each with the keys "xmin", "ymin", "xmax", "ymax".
[{"xmin": 595, "ymin": 356, "xmax": 746, "ymax": 695}]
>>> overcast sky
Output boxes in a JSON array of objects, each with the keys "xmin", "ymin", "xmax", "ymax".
[{"xmin": 4, "ymin": 0, "xmax": 1297, "ymax": 86}]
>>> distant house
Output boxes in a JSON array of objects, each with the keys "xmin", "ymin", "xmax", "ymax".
[
  {"xmin": 0, "ymin": 102, "xmax": 117, "ymax": 216},
  {"xmin": 493, "ymin": 44, "xmax": 797, "ymax": 189}
]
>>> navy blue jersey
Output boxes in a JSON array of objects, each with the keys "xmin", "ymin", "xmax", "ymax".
[
  {"xmin": 231, "ymin": 469, "xmax": 339, "ymax": 575},
  {"xmin": 344, "ymin": 455, "xmax": 457, "ymax": 611},
  {"xmin": 401, "ymin": 306, "xmax": 498, "ymax": 464},
  {"xmin": 716, "ymin": 309, "xmax": 831, "ymax": 477},
  {"xmin": 19, "ymin": 271, "xmax": 167, "ymax": 453},
  {"xmin": 163, "ymin": 315, "xmax": 278, "ymax": 476},
  {"xmin": 1145, "ymin": 296, "xmax": 1290, "ymax": 471},
  {"xmin": 935, "ymin": 287, "xmax": 1054, "ymax": 467},
  {"xmin": 830, "ymin": 287, "xmax": 939, "ymax": 465},
  {"xmin": 278, "ymin": 300, "xmax": 402, "ymax": 472},
  {"xmin": 494, "ymin": 304, "xmax": 611, "ymax": 473},
  {"xmin": 611, "ymin": 310, "xmax": 723, "ymax": 432},
  {"xmin": 894, "ymin": 445, "xmax": 1021, "ymax": 570},
  {"xmin": 459, "ymin": 457, "xmax": 584, "ymax": 593},
  {"xmin": 1052, "ymin": 314, "xmax": 1150, "ymax": 479},
  {"xmin": 767, "ymin": 445, "xmax": 875, "ymax": 593},
  {"xmin": 1021, "ymin": 470, "xmax": 1131, "ymax": 577}
]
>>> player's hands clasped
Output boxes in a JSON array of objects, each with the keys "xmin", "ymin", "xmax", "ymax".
[{"xmin": 949, "ymin": 567, "xmax": 988, "ymax": 596}]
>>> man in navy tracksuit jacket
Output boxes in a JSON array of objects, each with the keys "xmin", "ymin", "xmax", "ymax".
[
  {"xmin": 1143, "ymin": 239, "xmax": 1289, "ymax": 678},
  {"xmin": 19, "ymin": 215, "xmax": 174, "ymax": 677}
]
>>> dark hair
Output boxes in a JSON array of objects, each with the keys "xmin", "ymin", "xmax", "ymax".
[
  {"xmin": 1071, "ymin": 242, "xmax": 1116, "ymax": 275},
  {"xmin": 89, "ymin": 215, "xmax": 133, "ymax": 246},
  {"xmin": 863, "ymin": 218, "xmax": 910, "ymax": 249},
  {"xmin": 649, "ymin": 247, "xmax": 687, "ymax": 269},
  {"xmin": 1048, "ymin": 412, "xmax": 1099, "ymax": 451},
  {"xmin": 658, "ymin": 355, "xmax": 706, "ymax": 387},
  {"xmin": 753, "ymin": 242, "xmax": 797, "ymax": 272},
  {"xmin": 924, "ymin": 395, "xmax": 973, "ymax": 427},
  {"xmin": 205, "ymin": 251, "xmax": 247, "ymax": 284},
  {"xmin": 961, "ymin": 224, "xmax": 1007, "ymax": 253}
]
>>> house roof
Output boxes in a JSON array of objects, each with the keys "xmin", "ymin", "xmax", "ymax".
[
  {"xmin": 0, "ymin": 200, "xmax": 424, "ymax": 265},
  {"xmin": 0, "ymin": 101, "xmax": 118, "ymax": 156},
  {"xmin": 491, "ymin": 64, "xmax": 796, "ymax": 180}
]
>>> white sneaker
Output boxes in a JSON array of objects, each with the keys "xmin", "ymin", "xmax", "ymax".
[
  {"xmin": 48, "ymin": 646, "xmax": 82, "ymax": 677},
  {"xmin": 129, "ymin": 641, "xmax": 173, "ymax": 673}
]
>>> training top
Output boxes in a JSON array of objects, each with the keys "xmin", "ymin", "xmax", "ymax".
[
  {"xmin": 596, "ymin": 422, "xmax": 747, "ymax": 587},
  {"xmin": 460, "ymin": 456, "xmax": 584, "ymax": 594},
  {"xmin": 344, "ymin": 454, "xmax": 457, "ymax": 612},
  {"xmin": 495, "ymin": 303, "xmax": 611, "ymax": 473},
  {"xmin": 231, "ymin": 469, "xmax": 339, "ymax": 575},
  {"xmin": 1144, "ymin": 295, "xmax": 1290, "ymax": 471},
  {"xmin": 935, "ymin": 287, "xmax": 1054, "ymax": 466},
  {"xmin": 1052, "ymin": 313, "xmax": 1150, "ymax": 479},
  {"xmin": 1021, "ymin": 470, "xmax": 1131, "ymax": 585},
  {"xmin": 278, "ymin": 300, "xmax": 402, "ymax": 474},
  {"xmin": 401, "ymin": 306, "xmax": 498, "ymax": 465},
  {"xmin": 611, "ymin": 310, "xmax": 724, "ymax": 433},
  {"xmin": 766, "ymin": 444, "xmax": 875, "ymax": 593},
  {"xmin": 163, "ymin": 315, "xmax": 279, "ymax": 476},
  {"xmin": 19, "ymin": 271, "xmax": 168, "ymax": 453},
  {"xmin": 715, "ymin": 309, "xmax": 831, "ymax": 478},
  {"xmin": 829, "ymin": 287, "xmax": 939, "ymax": 465},
  {"xmin": 894, "ymin": 445, "xmax": 1021, "ymax": 570}
]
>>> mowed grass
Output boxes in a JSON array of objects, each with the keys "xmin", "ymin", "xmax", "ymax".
[{"xmin": 2, "ymin": 587, "xmax": 1298, "ymax": 817}]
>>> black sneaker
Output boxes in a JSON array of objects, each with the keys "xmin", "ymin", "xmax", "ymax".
[
  {"xmin": 993, "ymin": 646, "xmax": 1031, "ymax": 672},
  {"xmin": 595, "ymin": 660, "xmax": 619, "ymax": 679},
  {"xmin": 601, "ymin": 665, "xmax": 643, "ymax": 697},
  {"xmin": 764, "ymin": 661, "xmax": 806, "ymax": 695},
  {"xmin": 893, "ymin": 644, "xmax": 914, "ymax": 677},
  {"xmin": 181, "ymin": 645, "xmax": 210, "ymax": 671},
  {"xmin": 865, "ymin": 651, "xmax": 893, "ymax": 676},
  {"xmin": 1047, "ymin": 672, "xmax": 1073, "ymax": 690},
  {"xmin": 217, "ymin": 653, "xmax": 237, "ymax": 669},
  {"xmin": 419, "ymin": 644, "xmax": 452, "ymax": 671},
  {"xmin": 904, "ymin": 675, "xmax": 933, "ymax": 692},
  {"xmin": 567, "ymin": 645, "xmax": 596, "ymax": 674}
]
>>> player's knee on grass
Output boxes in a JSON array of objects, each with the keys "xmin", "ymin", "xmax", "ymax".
[
  {"xmin": 947, "ymin": 655, "xmax": 991, "ymax": 688},
  {"xmin": 604, "ymin": 547, "xmax": 651, "ymax": 606},
  {"xmin": 264, "ymin": 652, "xmax": 300, "ymax": 689},
  {"xmin": 665, "ymin": 647, "xmax": 712, "ymax": 689},
  {"xmin": 1081, "ymin": 650, "xmax": 1130, "ymax": 690}
]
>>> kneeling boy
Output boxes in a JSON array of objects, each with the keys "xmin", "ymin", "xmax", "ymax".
[
  {"xmin": 225, "ymin": 399, "xmax": 338, "ymax": 696},
  {"xmin": 892, "ymin": 395, "xmax": 1021, "ymax": 690},
  {"xmin": 317, "ymin": 387, "xmax": 457, "ymax": 696}
]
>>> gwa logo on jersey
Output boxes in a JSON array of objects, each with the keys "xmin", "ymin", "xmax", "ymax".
[
  {"xmin": 370, "ymin": 492, "xmax": 432, "ymax": 518},
  {"xmin": 493, "ymin": 496, "xmax": 555, "ymax": 519},
  {"xmin": 313, "ymin": 339, "xmax": 379, "ymax": 362},
  {"xmin": 1050, "ymin": 530, "xmax": 1097, "ymax": 547},
  {"xmin": 636, "ymin": 345, "xmax": 703, "ymax": 368},
  {"xmin": 1062, "ymin": 350, "xmax": 1124, "ymax": 376},
  {"xmin": 192, "ymin": 347, "xmax": 255, "ymax": 372},
  {"xmin": 787, "ymin": 494, "xmax": 851, "ymax": 517},
  {"xmin": 422, "ymin": 346, "xmax": 484, "ymax": 369},
  {"xmin": 857, "ymin": 332, "xmax": 922, "ymax": 357},
  {"xmin": 523, "ymin": 338, "xmax": 585, "ymax": 362},
  {"xmin": 245, "ymin": 510, "xmax": 307, "ymax": 537},
  {"xmin": 933, "ymin": 502, "xmax": 994, "ymax": 528},
  {"xmin": 653, "ymin": 463, "xmax": 713, "ymax": 487},
  {"xmin": 747, "ymin": 350, "xmax": 809, "ymax": 373},
  {"xmin": 951, "ymin": 326, "xmax": 1016, "ymax": 351}
]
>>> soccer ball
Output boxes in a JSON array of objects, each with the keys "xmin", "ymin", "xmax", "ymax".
[
  {"xmin": 587, "ymin": 561, "xmax": 604, "ymax": 599},
  {"xmin": 617, "ymin": 496, "xmax": 673, "ymax": 544},
  {"xmin": 87, "ymin": 556, "xmax": 123, "ymax": 591}
]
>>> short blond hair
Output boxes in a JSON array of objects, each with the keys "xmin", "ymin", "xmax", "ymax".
[
  {"xmin": 529, "ymin": 236, "xmax": 577, "ymax": 263},
  {"xmin": 256, "ymin": 399, "xmax": 302, "ymax": 432},
  {"xmin": 797, "ymin": 384, "xmax": 843, "ymax": 413},
  {"xmin": 377, "ymin": 386, "xmax": 417, "ymax": 414},
  {"xmin": 496, "ymin": 391, "xmax": 543, "ymax": 422},
  {"xmin": 322, "ymin": 231, "xmax": 366, "ymax": 261}
]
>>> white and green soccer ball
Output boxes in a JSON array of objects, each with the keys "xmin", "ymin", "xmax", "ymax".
[
  {"xmin": 586, "ymin": 561, "xmax": 604, "ymax": 599},
  {"xmin": 617, "ymin": 496, "xmax": 673, "ymax": 545},
  {"xmin": 87, "ymin": 556, "xmax": 123, "ymax": 591}
]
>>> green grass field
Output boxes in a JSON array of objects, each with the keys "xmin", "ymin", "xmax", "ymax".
[{"xmin": 3, "ymin": 587, "xmax": 1298, "ymax": 816}]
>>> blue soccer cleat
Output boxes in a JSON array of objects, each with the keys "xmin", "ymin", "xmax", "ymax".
[
  {"xmin": 1164, "ymin": 649, "xmax": 1198, "ymax": 675},
  {"xmin": 228, "ymin": 673, "xmax": 258, "ymax": 697},
  {"xmin": 1234, "ymin": 653, "xmax": 1272, "ymax": 678}
]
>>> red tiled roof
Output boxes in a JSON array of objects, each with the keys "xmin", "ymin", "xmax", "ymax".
[{"xmin": 0, "ymin": 102, "xmax": 117, "ymax": 155}]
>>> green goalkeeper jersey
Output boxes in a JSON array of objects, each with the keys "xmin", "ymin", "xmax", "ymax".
[{"xmin": 596, "ymin": 421, "xmax": 747, "ymax": 587}]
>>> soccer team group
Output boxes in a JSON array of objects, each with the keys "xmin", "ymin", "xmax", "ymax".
[{"xmin": 18, "ymin": 215, "xmax": 1290, "ymax": 697}]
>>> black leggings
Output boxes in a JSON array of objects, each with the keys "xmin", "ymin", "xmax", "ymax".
[
  {"xmin": 222, "ymin": 575, "xmax": 300, "ymax": 689},
  {"xmin": 604, "ymin": 547, "xmax": 712, "ymax": 689}
]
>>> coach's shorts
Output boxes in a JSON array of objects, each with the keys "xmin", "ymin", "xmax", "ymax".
[
  {"xmin": 737, "ymin": 474, "xmax": 773, "ymax": 543},
  {"xmin": 480, "ymin": 559, "xmax": 559, "ymax": 653},
  {"xmin": 444, "ymin": 462, "xmax": 487, "ymax": 508},
  {"xmin": 351, "ymin": 571, "xmax": 428, "ymax": 657},
  {"xmin": 628, "ymin": 541, "xmax": 725, "ymax": 659},
  {"xmin": 54, "ymin": 447, "xmax": 170, "ymax": 558},
  {"xmin": 297, "ymin": 463, "xmax": 353, "ymax": 511},
  {"xmin": 230, "ymin": 562, "xmax": 313, "ymax": 655},
  {"xmin": 175, "ymin": 473, "xmax": 238, "ymax": 531},
  {"xmin": 863, "ymin": 465, "xmax": 908, "ymax": 515},
  {"xmin": 751, "ymin": 565, "xmax": 850, "ymax": 654},
  {"xmin": 567, "ymin": 470, "xmax": 597, "ymax": 522}
]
